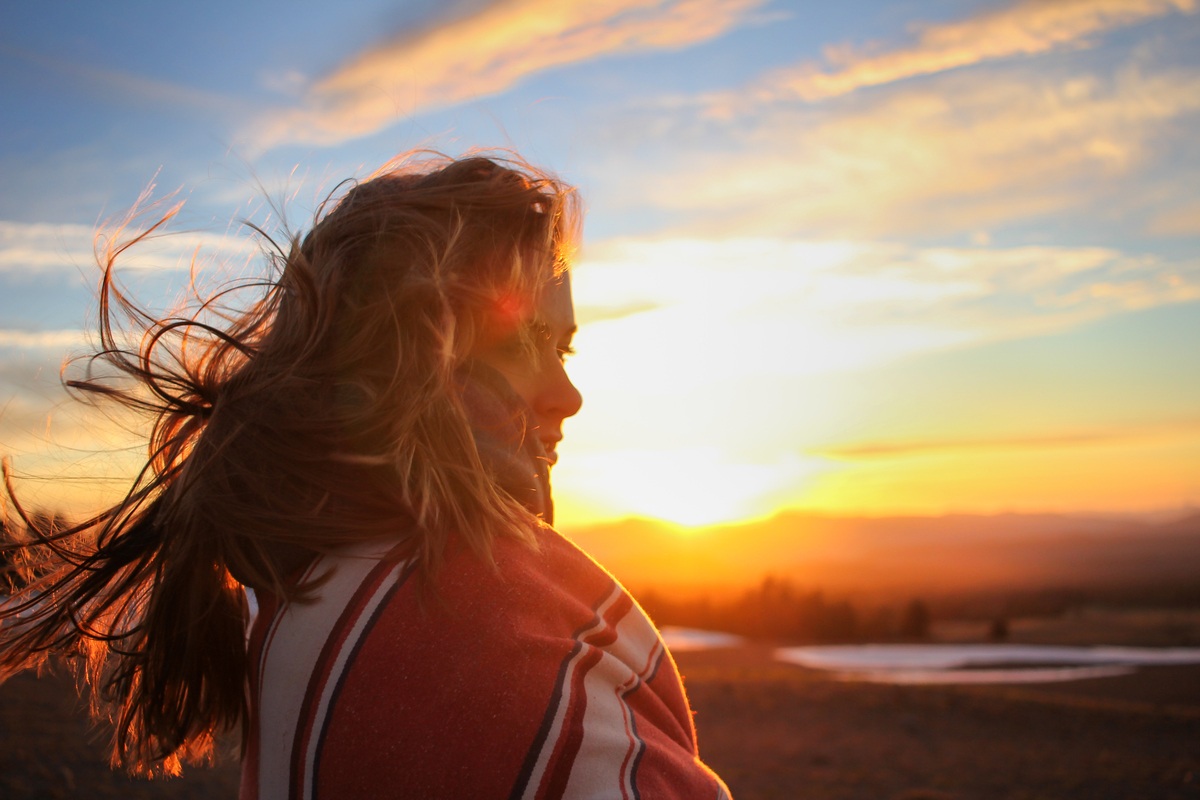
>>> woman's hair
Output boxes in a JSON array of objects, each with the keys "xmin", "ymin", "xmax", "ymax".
[{"xmin": 0, "ymin": 152, "xmax": 580, "ymax": 774}]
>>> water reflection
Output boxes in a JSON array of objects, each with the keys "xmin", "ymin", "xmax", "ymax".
[
  {"xmin": 775, "ymin": 643, "xmax": 1200, "ymax": 684},
  {"xmin": 659, "ymin": 625, "xmax": 745, "ymax": 652},
  {"xmin": 658, "ymin": 626, "xmax": 1200, "ymax": 685}
]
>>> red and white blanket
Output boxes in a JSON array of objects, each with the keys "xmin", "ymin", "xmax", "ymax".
[{"xmin": 241, "ymin": 526, "xmax": 732, "ymax": 799}]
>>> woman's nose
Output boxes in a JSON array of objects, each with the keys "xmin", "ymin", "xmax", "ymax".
[{"xmin": 538, "ymin": 359, "xmax": 582, "ymax": 421}]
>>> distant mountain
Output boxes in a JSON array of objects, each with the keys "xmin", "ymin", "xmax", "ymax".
[{"xmin": 560, "ymin": 511, "xmax": 1200, "ymax": 598}]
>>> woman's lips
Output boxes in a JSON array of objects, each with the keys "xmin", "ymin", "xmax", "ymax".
[{"xmin": 540, "ymin": 439, "xmax": 559, "ymax": 466}]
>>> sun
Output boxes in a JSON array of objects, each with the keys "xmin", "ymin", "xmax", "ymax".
[{"xmin": 551, "ymin": 447, "xmax": 832, "ymax": 529}]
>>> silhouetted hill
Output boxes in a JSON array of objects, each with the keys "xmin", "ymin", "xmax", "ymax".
[{"xmin": 562, "ymin": 510, "xmax": 1200, "ymax": 599}]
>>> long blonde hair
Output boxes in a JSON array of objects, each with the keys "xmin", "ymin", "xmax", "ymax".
[{"xmin": 0, "ymin": 153, "xmax": 580, "ymax": 774}]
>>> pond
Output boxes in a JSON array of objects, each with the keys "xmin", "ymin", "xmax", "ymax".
[{"xmin": 658, "ymin": 626, "xmax": 1200, "ymax": 684}]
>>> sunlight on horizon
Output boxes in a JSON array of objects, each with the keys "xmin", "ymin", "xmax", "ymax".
[{"xmin": 552, "ymin": 447, "xmax": 835, "ymax": 528}]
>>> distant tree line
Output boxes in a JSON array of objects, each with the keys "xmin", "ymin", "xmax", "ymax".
[
  {"xmin": 637, "ymin": 575, "xmax": 934, "ymax": 644},
  {"xmin": 933, "ymin": 582, "xmax": 1200, "ymax": 620},
  {"xmin": 636, "ymin": 574, "xmax": 1200, "ymax": 644}
]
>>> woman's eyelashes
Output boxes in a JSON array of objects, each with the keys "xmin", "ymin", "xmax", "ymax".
[
  {"xmin": 524, "ymin": 322, "xmax": 575, "ymax": 363},
  {"xmin": 492, "ymin": 321, "xmax": 574, "ymax": 366}
]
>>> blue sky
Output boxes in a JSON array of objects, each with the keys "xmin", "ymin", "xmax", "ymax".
[{"xmin": 2, "ymin": 0, "xmax": 1199, "ymax": 526}]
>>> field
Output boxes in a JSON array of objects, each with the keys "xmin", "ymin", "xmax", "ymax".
[
  {"xmin": 0, "ymin": 667, "xmax": 240, "ymax": 800},
  {"xmin": 678, "ymin": 647, "xmax": 1200, "ymax": 800},
  {"xmin": 2, "ymin": 616, "xmax": 1199, "ymax": 799}
]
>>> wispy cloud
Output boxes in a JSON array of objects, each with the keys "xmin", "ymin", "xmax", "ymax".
[
  {"xmin": 1150, "ymin": 200, "xmax": 1200, "ymax": 236},
  {"xmin": 250, "ymin": 0, "xmax": 771, "ymax": 149},
  {"xmin": 565, "ymin": 234, "xmax": 1199, "ymax": 523},
  {"xmin": 574, "ymin": 300, "xmax": 662, "ymax": 326},
  {"xmin": 613, "ymin": 63, "xmax": 1200, "ymax": 238},
  {"xmin": 0, "ymin": 220, "xmax": 260, "ymax": 275},
  {"xmin": 0, "ymin": 329, "xmax": 88, "ymax": 350},
  {"xmin": 0, "ymin": 221, "xmax": 95, "ymax": 273},
  {"xmin": 720, "ymin": 0, "xmax": 1195, "ymax": 110},
  {"xmin": 570, "ymin": 237, "xmax": 1200, "ymax": 397},
  {"xmin": 816, "ymin": 420, "xmax": 1200, "ymax": 460}
]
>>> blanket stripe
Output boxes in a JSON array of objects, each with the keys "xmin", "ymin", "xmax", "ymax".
[
  {"xmin": 241, "ymin": 529, "xmax": 731, "ymax": 800},
  {"xmin": 293, "ymin": 558, "xmax": 413, "ymax": 800},
  {"xmin": 517, "ymin": 583, "xmax": 623, "ymax": 800}
]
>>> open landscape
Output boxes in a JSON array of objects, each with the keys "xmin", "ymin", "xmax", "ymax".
[
  {"xmin": 678, "ymin": 648, "xmax": 1200, "ymax": 800},
  {"xmin": 4, "ymin": 1, "xmax": 1200, "ymax": 795},
  {"xmin": 566, "ymin": 512, "xmax": 1200, "ymax": 603},
  {"xmin": 3, "ymin": 587, "xmax": 1198, "ymax": 799}
]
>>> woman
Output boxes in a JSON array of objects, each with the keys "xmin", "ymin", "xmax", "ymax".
[{"xmin": 0, "ymin": 154, "xmax": 731, "ymax": 799}]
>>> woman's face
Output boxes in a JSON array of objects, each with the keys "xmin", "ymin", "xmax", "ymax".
[{"xmin": 472, "ymin": 273, "xmax": 583, "ymax": 466}]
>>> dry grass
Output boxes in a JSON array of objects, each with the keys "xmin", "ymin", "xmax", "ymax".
[
  {"xmin": 678, "ymin": 646, "xmax": 1200, "ymax": 800},
  {"xmin": 0, "ymin": 666, "xmax": 240, "ymax": 799},
  {"xmin": 2, "ymin": 620, "xmax": 1199, "ymax": 798}
]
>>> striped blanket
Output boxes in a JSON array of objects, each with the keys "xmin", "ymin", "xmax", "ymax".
[{"xmin": 241, "ymin": 526, "xmax": 732, "ymax": 799}]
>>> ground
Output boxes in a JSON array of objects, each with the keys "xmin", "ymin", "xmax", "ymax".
[
  {"xmin": 678, "ymin": 646, "xmax": 1200, "ymax": 800},
  {"xmin": 0, "ymin": 666, "xmax": 239, "ymax": 799},
  {"xmin": 1, "ymin": 641, "xmax": 1198, "ymax": 798}
]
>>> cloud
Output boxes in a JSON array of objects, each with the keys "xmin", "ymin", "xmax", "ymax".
[
  {"xmin": 569, "ymin": 236, "xmax": 1200, "ymax": 399},
  {"xmin": 561, "ymin": 235, "xmax": 1199, "ymax": 523},
  {"xmin": 817, "ymin": 424, "xmax": 1200, "ymax": 460},
  {"xmin": 613, "ymin": 63, "xmax": 1200, "ymax": 238},
  {"xmin": 722, "ymin": 0, "xmax": 1195, "ymax": 110},
  {"xmin": 249, "ymin": 0, "xmax": 771, "ymax": 149},
  {"xmin": 0, "ymin": 329, "xmax": 88, "ymax": 350},
  {"xmin": 815, "ymin": 419, "xmax": 1200, "ymax": 460},
  {"xmin": 574, "ymin": 300, "xmax": 662, "ymax": 326},
  {"xmin": 0, "ymin": 221, "xmax": 96, "ymax": 273},
  {"xmin": 0, "ymin": 220, "xmax": 261, "ymax": 275},
  {"xmin": 1150, "ymin": 200, "xmax": 1200, "ymax": 235}
]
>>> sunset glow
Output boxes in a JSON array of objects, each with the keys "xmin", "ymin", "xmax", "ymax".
[{"xmin": 2, "ymin": 0, "xmax": 1198, "ymax": 532}]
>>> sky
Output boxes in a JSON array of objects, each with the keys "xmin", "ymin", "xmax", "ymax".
[{"xmin": 1, "ymin": 0, "xmax": 1198, "ymax": 529}]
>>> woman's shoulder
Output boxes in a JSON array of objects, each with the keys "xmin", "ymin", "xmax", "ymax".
[
  {"xmin": 322, "ymin": 525, "xmax": 661, "ymax": 675},
  {"xmin": 448, "ymin": 524, "xmax": 623, "ymax": 626},
  {"xmin": 245, "ymin": 527, "xmax": 729, "ymax": 800},
  {"xmin": 250, "ymin": 526, "xmax": 628, "ymax": 670},
  {"xmin": 289, "ymin": 525, "xmax": 623, "ymax": 634}
]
